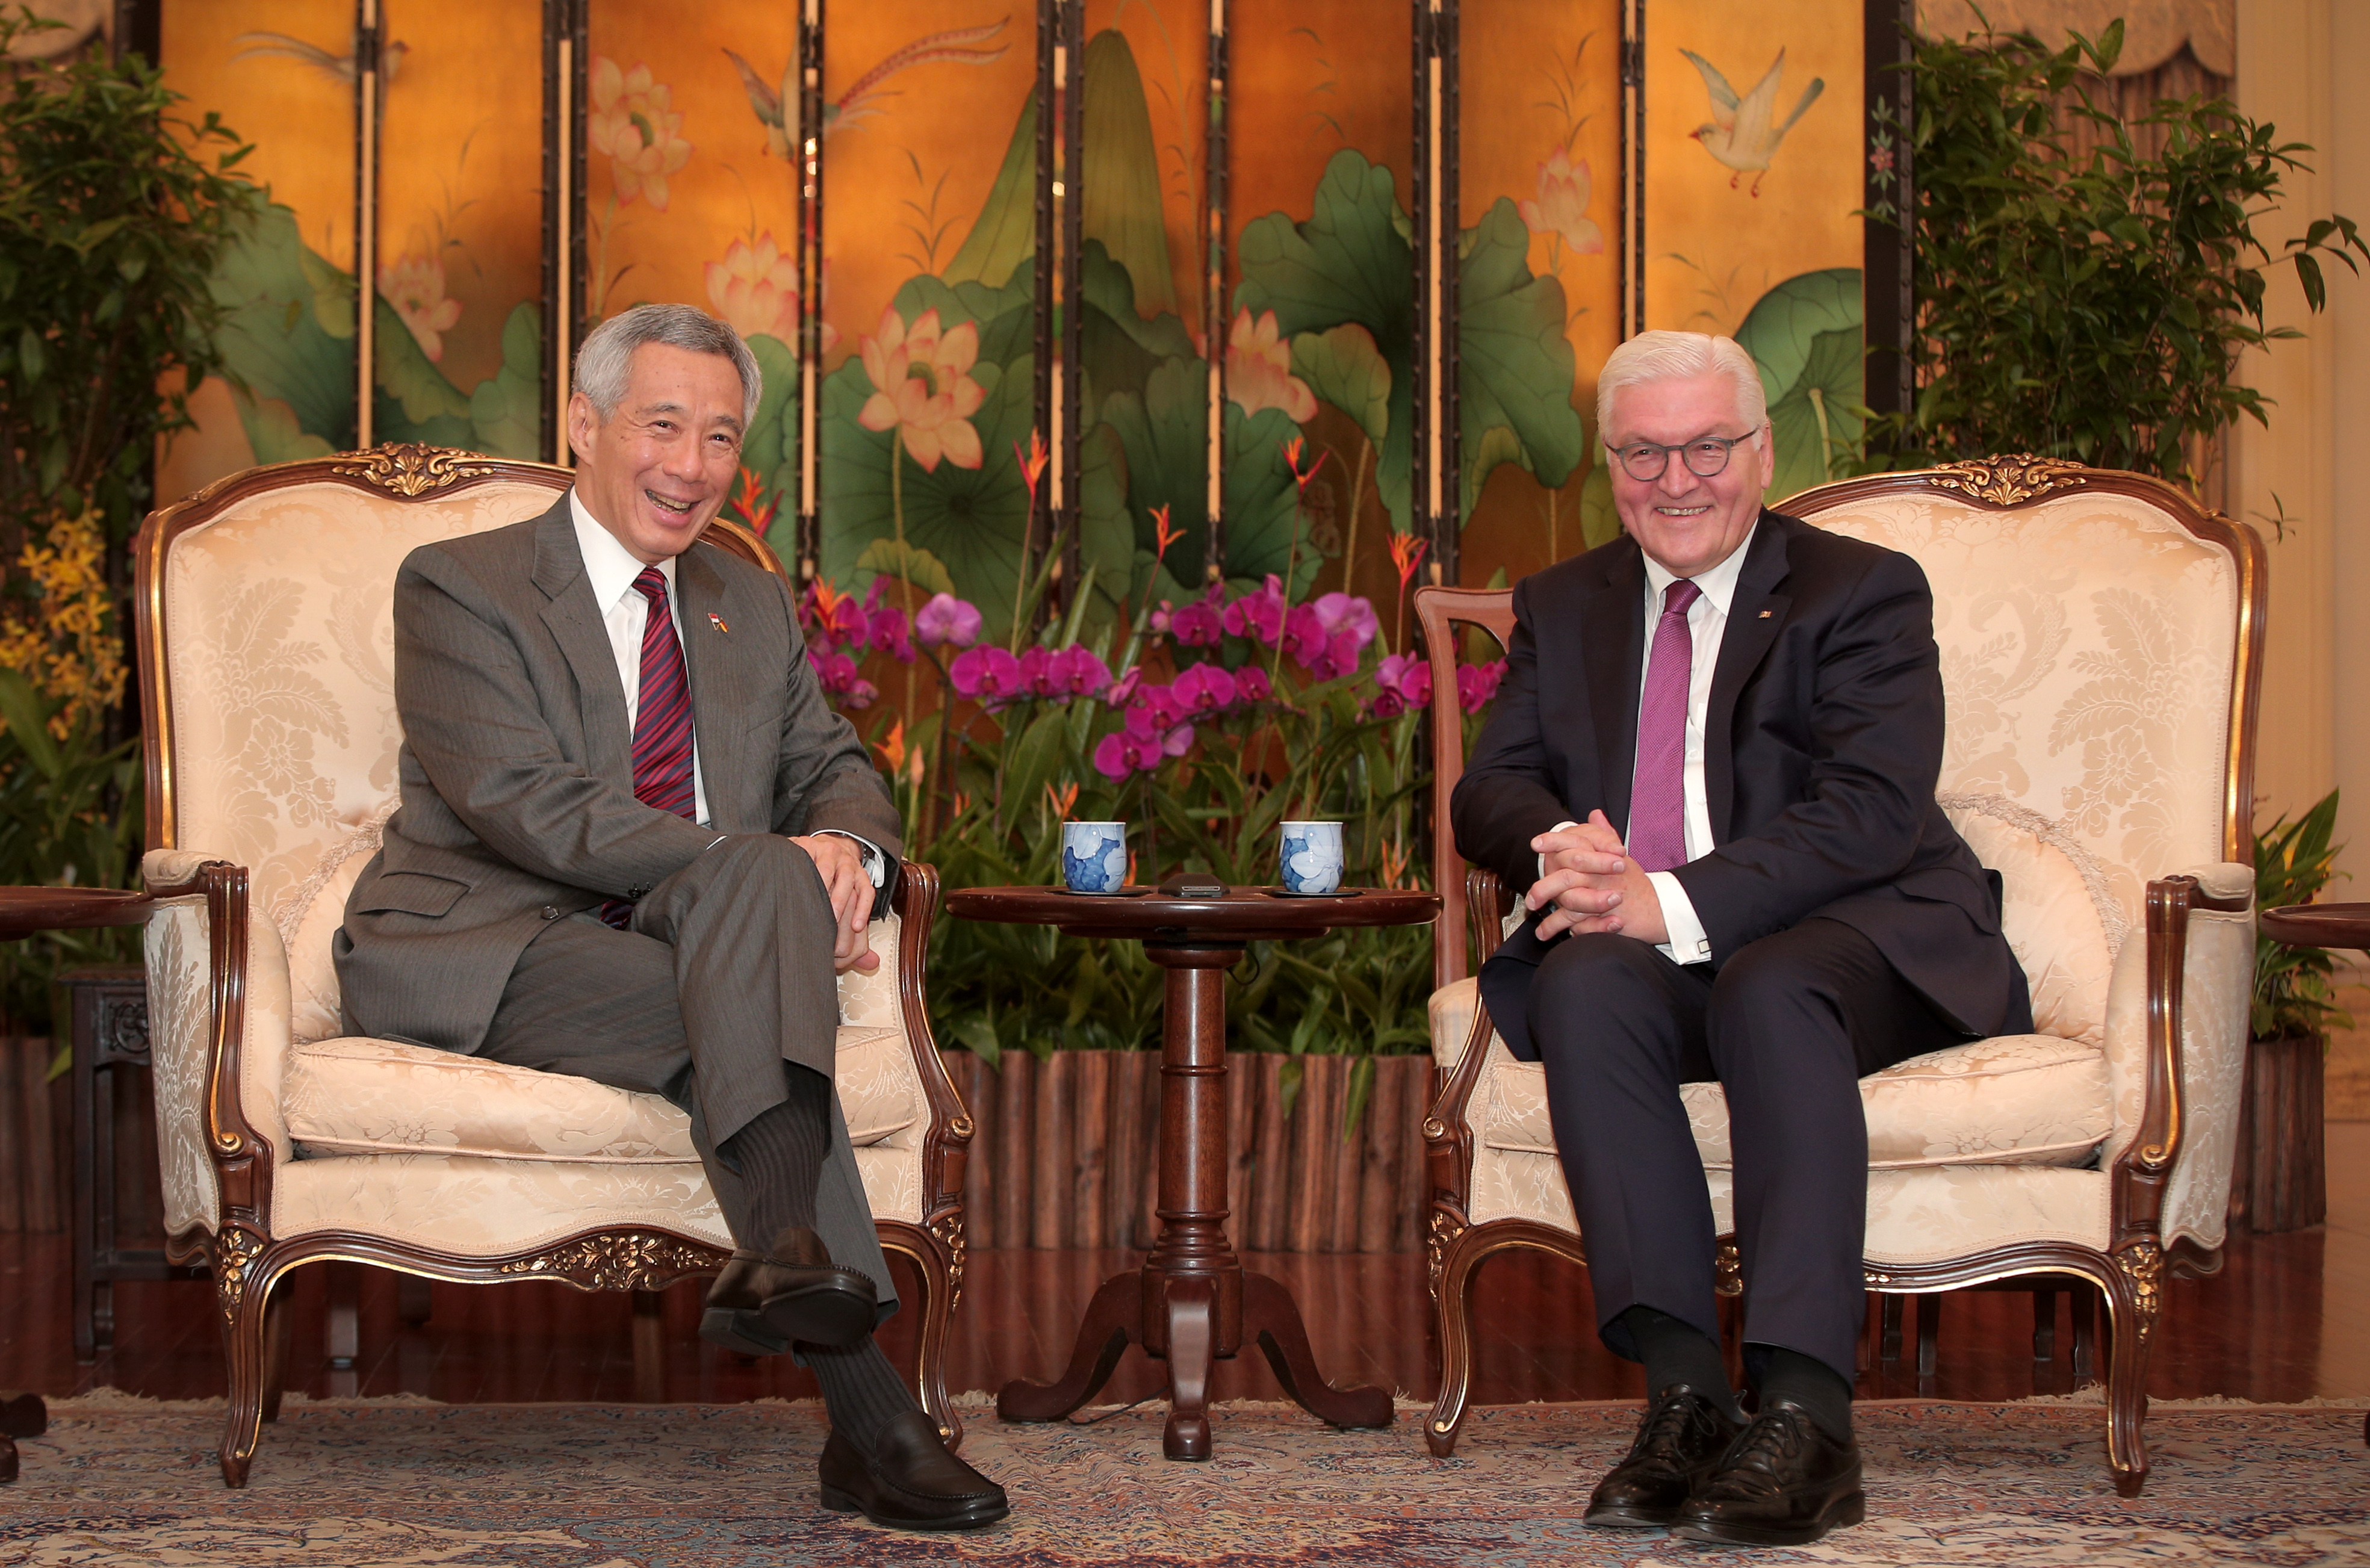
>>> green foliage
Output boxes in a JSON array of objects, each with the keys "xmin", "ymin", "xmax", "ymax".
[
  {"xmin": 1454, "ymin": 196, "xmax": 1588, "ymax": 519},
  {"xmin": 0, "ymin": 667, "xmax": 141, "ymax": 1032},
  {"xmin": 1865, "ymin": 17, "xmax": 2367, "ymax": 482},
  {"xmin": 0, "ymin": 7, "xmax": 264, "ymax": 543},
  {"xmin": 1735, "ymin": 269, "xmax": 1864, "ymax": 503},
  {"xmin": 2253, "ymin": 789, "xmax": 2352, "ymax": 1043}
]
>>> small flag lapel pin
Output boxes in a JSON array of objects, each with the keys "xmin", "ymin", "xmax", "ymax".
[{"xmin": 707, "ymin": 612, "xmax": 730, "ymax": 633}]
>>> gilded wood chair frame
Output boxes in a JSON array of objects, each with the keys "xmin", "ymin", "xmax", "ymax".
[
  {"xmin": 133, "ymin": 445, "xmax": 974, "ymax": 1485},
  {"xmin": 1413, "ymin": 456, "xmax": 2265, "ymax": 1496}
]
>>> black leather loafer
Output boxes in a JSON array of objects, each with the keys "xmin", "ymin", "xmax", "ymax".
[
  {"xmin": 699, "ymin": 1226, "xmax": 877, "ymax": 1354},
  {"xmin": 1584, "ymin": 1382, "xmax": 1743, "ymax": 1529},
  {"xmin": 820, "ymin": 1408, "xmax": 1010, "ymax": 1531},
  {"xmin": 1670, "ymin": 1398, "xmax": 1865, "ymax": 1547}
]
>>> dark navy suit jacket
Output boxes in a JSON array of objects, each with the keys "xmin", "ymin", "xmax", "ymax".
[{"xmin": 1452, "ymin": 509, "xmax": 2032, "ymax": 1047}]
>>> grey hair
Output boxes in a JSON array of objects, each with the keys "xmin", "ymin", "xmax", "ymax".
[
  {"xmin": 1595, "ymin": 330, "xmax": 1767, "ymax": 441},
  {"xmin": 573, "ymin": 303, "xmax": 763, "ymax": 429}
]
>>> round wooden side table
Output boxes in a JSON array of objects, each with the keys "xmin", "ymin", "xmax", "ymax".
[{"xmin": 946, "ymin": 883, "xmax": 1438, "ymax": 1460}]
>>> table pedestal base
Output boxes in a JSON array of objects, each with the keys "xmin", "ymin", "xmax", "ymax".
[
  {"xmin": 996, "ymin": 1265, "xmax": 1393, "ymax": 1459},
  {"xmin": 996, "ymin": 942, "xmax": 1391, "ymax": 1459}
]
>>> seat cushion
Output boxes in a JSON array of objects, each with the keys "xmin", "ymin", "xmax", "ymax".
[
  {"xmin": 284, "ymin": 1028, "xmax": 919, "ymax": 1163},
  {"xmin": 1478, "ymin": 1032, "xmax": 2111, "ymax": 1171}
]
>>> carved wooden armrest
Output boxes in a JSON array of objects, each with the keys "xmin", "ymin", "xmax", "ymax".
[{"xmin": 0, "ymin": 886, "xmax": 154, "ymax": 943}]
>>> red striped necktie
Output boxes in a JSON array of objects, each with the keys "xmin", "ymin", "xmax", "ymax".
[{"xmin": 601, "ymin": 565, "xmax": 696, "ymax": 929}]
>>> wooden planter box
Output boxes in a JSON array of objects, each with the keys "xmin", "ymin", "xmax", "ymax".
[
  {"xmin": 2227, "ymin": 1032, "xmax": 2326, "ymax": 1233},
  {"xmin": 937, "ymin": 1049, "xmax": 1432, "ymax": 1252}
]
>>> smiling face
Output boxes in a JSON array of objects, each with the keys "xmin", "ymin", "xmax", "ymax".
[
  {"xmin": 568, "ymin": 342, "xmax": 748, "ymax": 564},
  {"xmin": 1605, "ymin": 371, "xmax": 1773, "ymax": 579}
]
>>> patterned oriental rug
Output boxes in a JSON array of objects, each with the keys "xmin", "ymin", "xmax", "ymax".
[{"xmin": 3, "ymin": 1393, "xmax": 2364, "ymax": 1566}]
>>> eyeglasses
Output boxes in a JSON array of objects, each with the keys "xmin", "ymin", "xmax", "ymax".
[{"xmin": 1605, "ymin": 428, "xmax": 1764, "ymax": 482}]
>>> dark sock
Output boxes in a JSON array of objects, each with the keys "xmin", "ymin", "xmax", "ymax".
[
  {"xmin": 805, "ymin": 1334, "xmax": 920, "ymax": 1453},
  {"xmin": 1752, "ymin": 1345, "xmax": 1854, "ymax": 1442},
  {"xmin": 721, "ymin": 1066, "xmax": 832, "ymax": 1247},
  {"xmin": 1619, "ymin": 1305, "xmax": 1741, "ymax": 1419}
]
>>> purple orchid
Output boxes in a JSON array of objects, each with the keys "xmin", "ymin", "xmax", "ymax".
[{"xmin": 915, "ymin": 592, "xmax": 982, "ymax": 649}]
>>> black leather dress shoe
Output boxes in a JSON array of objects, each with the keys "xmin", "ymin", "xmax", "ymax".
[
  {"xmin": 700, "ymin": 1227, "xmax": 877, "ymax": 1354},
  {"xmin": 1670, "ymin": 1398, "xmax": 1865, "ymax": 1547},
  {"xmin": 820, "ymin": 1409, "xmax": 1010, "ymax": 1531},
  {"xmin": 1584, "ymin": 1382, "xmax": 1743, "ymax": 1529}
]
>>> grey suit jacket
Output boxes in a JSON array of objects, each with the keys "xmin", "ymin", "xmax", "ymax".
[{"xmin": 333, "ymin": 495, "xmax": 902, "ymax": 1053}]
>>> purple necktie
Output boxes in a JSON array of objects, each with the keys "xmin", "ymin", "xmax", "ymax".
[
  {"xmin": 600, "ymin": 567, "xmax": 696, "ymax": 929},
  {"xmin": 1628, "ymin": 578, "xmax": 1701, "ymax": 873}
]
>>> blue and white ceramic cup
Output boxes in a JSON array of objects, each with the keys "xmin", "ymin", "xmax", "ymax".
[
  {"xmin": 1279, "ymin": 820, "xmax": 1345, "ymax": 895},
  {"xmin": 1061, "ymin": 820, "xmax": 1129, "ymax": 893}
]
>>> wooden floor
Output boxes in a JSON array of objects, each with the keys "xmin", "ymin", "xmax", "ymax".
[{"xmin": 4, "ymin": 1124, "xmax": 2364, "ymax": 1411}]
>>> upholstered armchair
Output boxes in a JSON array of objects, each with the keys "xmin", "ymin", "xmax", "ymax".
[
  {"xmin": 1416, "ymin": 457, "xmax": 2263, "ymax": 1496},
  {"xmin": 130, "ymin": 445, "xmax": 972, "ymax": 1486}
]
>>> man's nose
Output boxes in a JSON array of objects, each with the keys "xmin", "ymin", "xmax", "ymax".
[
  {"xmin": 660, "ymin": 435, "xmax": 706, "ymax": 480},
  {"xmin": 1655, "ymin": 453, "xmax": 1698, "ymax": 497}
]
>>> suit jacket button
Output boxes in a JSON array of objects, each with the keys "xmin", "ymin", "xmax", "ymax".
[
  {"xmin": 541, "ymin": 905, "xmax": 560, "ymax": 920},
  {"xmin": 628, "ymin": 885, "xmax": 650, "ymax": 899}
]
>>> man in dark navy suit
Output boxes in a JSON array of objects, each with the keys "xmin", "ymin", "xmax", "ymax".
[{"xmin": 1454, "ymin": 331, "xmax": 2029, "ymax": 1547}]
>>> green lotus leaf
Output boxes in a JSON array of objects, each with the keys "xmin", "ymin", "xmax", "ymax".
[
  {"xmin": 467, "ymin": 303, "xmax": 544, "ymax": 461},
  {"xmin": 1235, "ymin": 150, "xmax": 1415, "ymax": 531},
  {"xmin": 209, "ymin": 202, "xmax": 356, "ymax": 452},
  {"xmin": 1456, "ymin": 196, "xmax": 1587, "ymax": 519},
  {"xmin": 373, "ymin": 294, "xmax": 473, "ymax": 447},
  {"xmin": 235, "ymin": 392, "xmax": 333, "ymax": 465},
  {"xmin": 1579, "ymin": 460, "xmax": 1621, "ymax": 550},
  {"xmin": 739, "ymin": 331, "xmax": 800, "ymax": 503},
  {"xmin": 1290, "ymin": 322, "xmax": 1390, "ymax": 451},
  {"xmin": 854, "ymin": 538, "xmax": 956, "ymax": 598},
  {"xmin": 1082, "ymin": 240, "xmax": 1197, "ymax": 409},
  {"xmin": 1099, "ymin": 356, "xmax": 1314, "ymax": 597},
  {"xmin": 1079, "ymin": 29, "xmax": 1176, "ymax": 318},
  {"xmin": 944, "ymin": 94, "xmax": 1035, "ymax": 291},
  {"xmin": 1733, "ymin": 268, "xmax": 1864, "ymax": 506}
]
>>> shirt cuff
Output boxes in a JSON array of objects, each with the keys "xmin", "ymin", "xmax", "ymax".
[
  {"xmin": 1536, "ymin": 819, "xmax": 1583, "ymax": 882},
  {"xmin": 1648, "ymin": 871, "xmax": 1712, "ymax": 964},
  {"xmin": 814, "ymin": 830, "xmax": 889, "ymax": 890}
]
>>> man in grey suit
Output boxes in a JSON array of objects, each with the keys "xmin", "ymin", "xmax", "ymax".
[{"xmin": 335, "ymin": 304, "xmax": 1006, "ymax": 1531}]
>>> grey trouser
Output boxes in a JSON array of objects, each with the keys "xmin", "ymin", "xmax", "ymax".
[{"xmin": 476, "ymin": 832, "xmax": 895, "ymax": 1308}]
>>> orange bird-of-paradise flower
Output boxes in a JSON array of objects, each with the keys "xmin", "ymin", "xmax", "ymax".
[
  {"xmin": 1389, "ymin": 531, "xmax": 1430, "ymax": 592},
  {"xmin": 872, "ymin": 716, "xmax": 908, "ymax": 773},
  {"xmin": 1046, "ymin": 780, "xmax": 1079, "ymax": 819},
  {"xmin": 1282, "ymin": 435, "xmax": 1328, "ymax": 494},
  {"xmin": 1151, "ymin": 503, "xmax": 1185, "ymax": 562},
  {"xmin": 728, "ymin": 465, "xmax": 778, "ymax": 533},
  {"xmin": 1014, "ymin": 430, "xmax": 1051, "ymax": 503}
]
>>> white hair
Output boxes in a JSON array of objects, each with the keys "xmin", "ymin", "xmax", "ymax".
[
  {"xmin": 574, "ymin": 303, "xmax": 763, "ymax": 429},
  {"xmin": 1595, "ymin": 330, "xmax": 1767, "ymax": 439}
]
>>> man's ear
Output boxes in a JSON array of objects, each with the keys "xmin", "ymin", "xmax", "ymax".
[{"xmin": 565, "ymin": 391, "xmax": 597, "ymax": 464}]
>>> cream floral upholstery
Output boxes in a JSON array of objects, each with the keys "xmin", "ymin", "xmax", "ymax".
[
  {"xmin": 128, "ymin": 450, "xmax": 970, "ymax": 1486},
  {"xmin": 1416, "ymin": 462, "xmax": 2263, "ymax": 1494},
  {"xmin": 137, "ymin": 472, "xmax": 941, "ymax": 1244}
]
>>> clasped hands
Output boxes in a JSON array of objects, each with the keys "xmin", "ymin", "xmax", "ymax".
[
  {"xmin": 789, "ymin": 834, "xmax": 880, "ymax": 975},
  {"xmin": 1525, "ymin": 809, "xmax": 1667, "ymax": 946}
]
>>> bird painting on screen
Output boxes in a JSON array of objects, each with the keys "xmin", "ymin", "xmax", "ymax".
[
  {"xmin": 724, "ymin": 16, "xmax": 1010, "ymax": 158},
  {"xmin": 232, "ymin": 29, "xmax": 409, "ymax": 85},
  {"xmin": 1681, "ymin": 48, "xmax": 1823, "ymax": 196}
]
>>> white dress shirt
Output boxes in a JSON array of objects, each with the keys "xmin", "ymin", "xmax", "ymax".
[
  {"xmin": 570, "ymin": 491, "xmax": 712, "ymax": 825},
  {"xmin": 568, "ymin": 490, "xmax": 886, "ymax": 889},
  {"xmin": 1543, "ymin": 524, "xmax": 1757, "ymax": 965}
]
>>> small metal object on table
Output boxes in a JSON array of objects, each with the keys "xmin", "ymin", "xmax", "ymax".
[
  {"xmin": 2259, "ymin": 902, "xmax": 2370, "ymax": 1451},
  {"xmin": 0, "ymin": 886, "xmax": 154, "ymax": 1479},
  {"xmin": 946, "ymin": 883, "xmax": 1438, "ymax": 1460}
]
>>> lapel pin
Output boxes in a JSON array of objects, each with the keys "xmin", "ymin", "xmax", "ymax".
[
  {"xmin": 1758, "ymin": 610, "xmax": 1773, "ymax": 618},
  {"xmin": 707, "ymin": 612, "xmax": 730, "ymax": 633}
]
